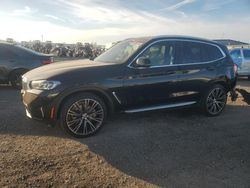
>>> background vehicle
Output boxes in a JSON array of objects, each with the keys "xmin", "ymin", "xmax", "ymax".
[
  {"xmin": 0, "ymin": 42, "xmax": 53, "ymax": 88},
  {"xmin": 230, "ymin": 48, "xmax": 250, "ymax": 79},
  {"xmin": 21, "ymin": 36, "xmax": 237, "ymax": 138}
]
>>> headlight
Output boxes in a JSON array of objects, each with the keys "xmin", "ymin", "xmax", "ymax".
[{"xmin": 30, "ymin": 80, "xmax": 61, "ymax": 90}]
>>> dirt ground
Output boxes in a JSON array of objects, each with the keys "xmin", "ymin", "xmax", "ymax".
[{"xmin": 0, "ymin": 79, "xmax": 250, "ymax": 188}]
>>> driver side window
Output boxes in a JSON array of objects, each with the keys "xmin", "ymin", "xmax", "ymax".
[{"xmin": 139, "ymin": 42, "xmax": 175, "ymax": 67}]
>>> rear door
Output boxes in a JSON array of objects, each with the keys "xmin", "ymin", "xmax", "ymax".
[
  {"xmin": 174, "ymin": 40, "xmax": 224, "ymax": 102},
  {"xmin": 0, "ymin": 44, "xmax": 18, "ymax": 81},
  {"xmin": 0, "ymin": 45, "xmax": 6, "ymax": 81}
]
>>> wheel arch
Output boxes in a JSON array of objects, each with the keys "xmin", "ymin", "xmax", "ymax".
[
  {"xmin": 208, "ymin": 78, "xmax": 231, "ymax": 93},
  {"xmin": 55, "ymin": 88, "xmax": 115, "ymax": 120},
  {"xmin": 8, "ymin": 68, "xmax": 29, "ymax": 81}
]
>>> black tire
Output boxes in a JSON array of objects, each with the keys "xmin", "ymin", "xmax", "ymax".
[
  {"xmin": 9, "ymin": 70, "xmax": 27, "ymax": 89},
  {"xmin": 60, "ymin": 93, "xmax": 107, "ymax": 138},
  {"xmin": 201, "ymin": 84, "xmax": 227, "ymax": 117}
]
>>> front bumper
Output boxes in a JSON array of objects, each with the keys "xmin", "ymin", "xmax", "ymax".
[{"xmin": 21, "ymin": 89, "xmax": 59, "ymax": 124}]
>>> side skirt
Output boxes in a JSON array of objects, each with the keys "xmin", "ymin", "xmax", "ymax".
[{"xmin": 124, "ymin": 101, "xmax": 197, "ymax": 113}]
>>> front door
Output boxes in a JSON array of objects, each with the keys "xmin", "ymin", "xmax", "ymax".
[{"xmin": 120, "ymin": 41, "xmax": 182, "ymax": 109}]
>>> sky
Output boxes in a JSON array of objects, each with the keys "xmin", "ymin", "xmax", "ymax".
[{"xmin": 0, "ymin": 0, "xmax": 249, "ymax": 45}]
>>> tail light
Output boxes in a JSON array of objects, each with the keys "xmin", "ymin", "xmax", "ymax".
[{"xmin": 42, "ymin": 57, "xmax": 54, "ymax": 65}]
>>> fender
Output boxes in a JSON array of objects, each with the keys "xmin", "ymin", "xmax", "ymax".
[{"xmin": 53, "ymin": 85, "xmax": 116, "ymax": 119}]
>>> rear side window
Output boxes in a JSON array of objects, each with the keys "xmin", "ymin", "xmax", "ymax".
[
  {"xmin": 202, "ymin": 44, "xmax": 224, "ymax": 61},
  {"xmin": 0, "ymin": 45, "xmax": 18, "ymax": 59},
  {"xmin": 175, "ymin": 41, "xmax": 224, "ymax": 64},
  {"xmin": 243, "ymin": 49, "xmax": 250, "ymax": 59},
  {"xmin": 175, "ymin": 41, "xmax": 202, "ymax": 64}
]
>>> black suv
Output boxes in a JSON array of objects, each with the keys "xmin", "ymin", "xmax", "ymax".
[
  {"xmin": 21, "ymin": 36, "xmax": 237, "ymax": 138},
  {"xmin": 0, "ymin": 42, "xmax": 53, "ymax": 88}
]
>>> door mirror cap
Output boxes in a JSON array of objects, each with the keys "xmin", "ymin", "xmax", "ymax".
[{"xmin": 135, "ymin": 57, "xmax": 151, "ymax": 67}]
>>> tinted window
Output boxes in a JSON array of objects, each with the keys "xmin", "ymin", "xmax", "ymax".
[
  {"xmin": 15, "ymin": 45, "xmax": 42, "ymax": 57},
  {"xmin": 0, "ymin": 46, "xmax": 5, "ymax": 57},
  {"xmin": 202, "ymin": 44, "xmax": 224, "ymax": 61},
  {"xmin": 139, "ymin": 42, "xmax": 175, "ymax": 66},
  {"xmin": 0, "ymin": 45, "xmax": 18, "ymax": 59},
  {"xmin": 243, "ymin": 49, "xmax": 250, "ymax": 59},
  {"xmin": 175, "ymin": 41, "xmax": 202, "ymax": 64},
  {"xmin": 175, "ymin": 41, "xmax": 223, "ymax": 64}
]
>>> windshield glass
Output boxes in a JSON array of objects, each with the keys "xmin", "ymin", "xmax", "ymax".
[{"xmin": 94, "ymin": 39, "xmax": 146, "ymax": 64}]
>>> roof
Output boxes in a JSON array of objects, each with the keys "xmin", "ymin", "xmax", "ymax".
[
  {"xmin": 126, "ymin": 35, "xmax": 221, "ymax": 46},
  {"xmin": 213, "ymin": 39, "xmax": 249, "ymax": 46}
]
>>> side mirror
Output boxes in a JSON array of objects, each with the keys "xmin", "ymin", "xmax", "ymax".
[{"xmin": 135, "ymin": 57, "xmax": 151, "ymax": 68}]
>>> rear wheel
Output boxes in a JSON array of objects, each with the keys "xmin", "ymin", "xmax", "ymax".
[
  {"xmin": 9, "ymin": 70, "xmax": 27, "ymax": 89},
  {"xmin": 60, "ymin": 93, "xmax": 107, "ymax": 138},
  {"xmin": 202, "ymin": 85, "xmax": 227, "ymax": 116}
]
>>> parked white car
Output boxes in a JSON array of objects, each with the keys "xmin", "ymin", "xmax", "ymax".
[{"xmin": 230, "ymin": 48, "xmax": 250, "ymax": 79}]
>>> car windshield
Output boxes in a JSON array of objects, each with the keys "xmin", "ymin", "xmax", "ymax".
[{"xmin": 94, "ymin": 39, "xmax": 147, "ymax": 64}]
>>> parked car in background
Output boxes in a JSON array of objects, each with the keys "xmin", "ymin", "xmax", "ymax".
[
  {"xmin": 0, "ymin": 42, "xmax": 53, "ymax": 88},
  {"xmin": 21, "ymin": 36, "xmax": 237, "ymax": 138},
  {"xmin": 230, "ymin": 48, "xmax": 250, "ymax": 79}
]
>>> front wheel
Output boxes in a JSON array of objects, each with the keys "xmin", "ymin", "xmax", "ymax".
[
  {"xmin": 202, "ymin": 85, "xmax": 227, "ymax": 117},
  {"xmin": 60, "ymin": 93, "xmax": 107, "ymax": 138}
]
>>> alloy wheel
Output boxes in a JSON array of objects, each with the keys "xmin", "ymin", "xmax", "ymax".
[
  {"xmin": 66, "ymin": 99, "xmax": 104, "ymax": 136},
  {"xmin": 206, "ymin": 87, "xmax": 227, "ymax": 115}
]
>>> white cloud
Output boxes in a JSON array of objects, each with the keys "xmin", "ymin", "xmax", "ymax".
[
  {"xmin": 60, "ymin": 0, "xmax": 176, "ymax": 26},
  {"xmin": 45, "ymin": 14, "xmax": 65, "ymax": 22},
  {"xmin": 163, "ymin": 0, "xmax": 196, "ymax": 11},
  {"xmin": 0, "ymin": 13, "xmax": 249, "ymax": 45},
  {"xmin": 0, "ymin": 0, "xmax": 249, "ymax": 44},
  {"xmin": 12, "ymin": 6, "xmax": 36, "ymax": 16},
  {"xmin": 202, "ymin": 0, "xmax": 235, "ymax": 11}
]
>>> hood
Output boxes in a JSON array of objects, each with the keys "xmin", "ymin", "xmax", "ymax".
[{"xmin": 23, "ymin": 59, "xmax": 114, "ymax": 80}]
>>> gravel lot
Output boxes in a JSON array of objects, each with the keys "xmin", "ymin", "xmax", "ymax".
[{"xmin": 0, "ymin": 80, "xmax": 250, "ymax": 187}]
